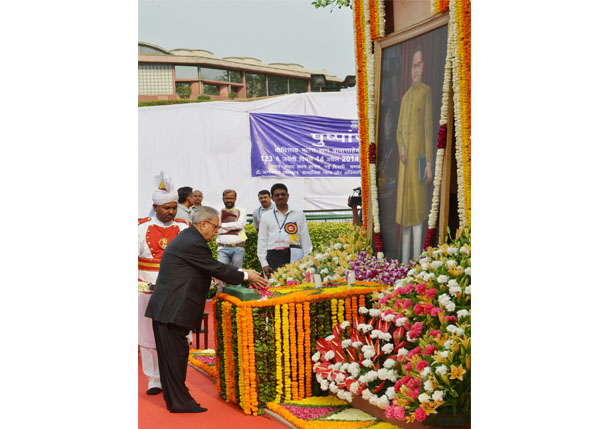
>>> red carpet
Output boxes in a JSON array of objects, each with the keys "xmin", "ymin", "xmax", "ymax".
[{"xmin": 139, "ymin": 302, "xmax": 285, "ymax": 428}]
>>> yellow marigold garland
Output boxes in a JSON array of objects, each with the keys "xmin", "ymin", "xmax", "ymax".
[
  {"xmin": 337, "ymin": 297, "xmax": 345, "ymax": 323},
  {"xmin": 245, "ymin": 306, "xmax": 258, "ymax": 415},
  {"xmin": 274, "ymin": 304, "xmax": 283, "ymax": 402},
  {"xmin": 331, "ymin": 298, "xmax": 338, "ymax": 327}
]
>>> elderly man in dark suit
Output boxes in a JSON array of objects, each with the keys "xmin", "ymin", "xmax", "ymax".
[{"xmin": 145, "ymin": 205, "xmax": 267, "ymax": 413}]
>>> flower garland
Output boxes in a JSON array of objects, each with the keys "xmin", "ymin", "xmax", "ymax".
[
  {"xmin": 345, "ymin": 297, "xmax": 352, "ymax": 323},
  {"xmin": 456, "ymin": 0, "xmax": 471, "ymax": 226},
  {"xmin": 424, "ymin": 0, "xmax": 471, "ymax": 244},
  {"xmin": 352, "ymin": 0, "xmax": 386, "ymax": 252},
  {"xmin": 338, "ymin": 297, "xmax": 345, "ymax": 323},
  {"xmin": 430, "ymin": 0, "xmax": 450, "ymax": 14},
  {"xmin": 304, "ymin": 302, "xmax": 312, "ymax": 398},
  {"xmin": 213, "ymin": 300, "xmax": 223, "ymax": 394},
  {"xmin": 222, "ymin": 301, "xmax": 236, "ymax": 403},
  {"xmin": 236, "ymin": 306, "xmax": 246, "ymax": 412},
  {"xmin": 331, "ymin": 298, "xmax": 338, "ymax": 327},
  {"xmin": 274, "ymin": 304, "xmax": 283, "ymax": 402},
  {"xmin": 289, "ymin": 303, "xmax": 298, "ymax": 400},
  {"xmin": 245, "ymin": 306, "xmax": 258, "ymax": 414},
  {"xmin": 282, "ymin": 304, "xmax": 292, "ymax": 401},
  {"xmin": 353, "ymin": 0, "xmax": 370, "ymax": 228},
  {"xmin": 296, "ymin": 303, "xmax": 305, "ymax": 399}
]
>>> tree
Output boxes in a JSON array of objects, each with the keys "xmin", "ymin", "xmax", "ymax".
[{"xmin": 176, "ymin": 84, "xmax": 191, "ymax": 99}]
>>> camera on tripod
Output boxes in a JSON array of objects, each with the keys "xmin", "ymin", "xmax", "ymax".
[{"xmin": 348, "ymin": 187, "xmax": 362, "ymax": 208}]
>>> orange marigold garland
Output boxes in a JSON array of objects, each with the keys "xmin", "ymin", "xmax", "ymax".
[
  {"xmin": 296, "ymin": 303, "xmax": 305, "ymax": 399},
  {"xmin": 236, "ymin": 305, "xmax": 246, "ymax": 412},
  {"xmin": 353, "ymin": 0, "xmax": 370, "ymax": 229},
  {"xmin": 289, "ymin": 302, "xmax": 298, "ymax": 400},
  {"xmin": 282, "ymin": 304, "xmax": 291, "ymax": 401},
  {"xmin": 345, "ymin": 297, "xmax": 352, "ymax": 322}
]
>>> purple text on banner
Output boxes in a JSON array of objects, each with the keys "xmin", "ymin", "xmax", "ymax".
[{"xmin": 249, "ymin": 113, "xmax": 361, "ymax": 177}]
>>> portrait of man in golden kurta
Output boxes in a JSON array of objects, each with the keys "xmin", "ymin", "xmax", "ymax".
[{"xmin": 396, "ymin": 48, "xmax": 433, "ymax": 263}]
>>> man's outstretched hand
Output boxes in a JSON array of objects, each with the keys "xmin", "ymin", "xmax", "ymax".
[{"xmin": 244, "ymin": 269, "xmax": 269, "ymax": 287}]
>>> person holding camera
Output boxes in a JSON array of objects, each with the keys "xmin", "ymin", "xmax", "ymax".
[{"xmin": 348, "ymin": 187, "xmax": 362, "ymax": 227}]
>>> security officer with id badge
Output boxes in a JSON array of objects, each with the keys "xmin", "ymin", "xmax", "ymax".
[{"xmin": 256, "ymin": 183, "xmax": 313, "ymax": 277}]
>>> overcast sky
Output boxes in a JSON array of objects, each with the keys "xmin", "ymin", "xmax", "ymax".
[{"xmin": 138, "ymin": 0, "xmax": 356, "ymax": 79}]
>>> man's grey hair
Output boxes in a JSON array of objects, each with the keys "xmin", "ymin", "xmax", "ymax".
[{"xmin": 191, "ymin": 206, "xmax": 219, "ymax": 224}]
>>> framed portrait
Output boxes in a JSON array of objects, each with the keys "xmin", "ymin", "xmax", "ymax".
[{"xmin": 374, "ymin": 14, "xmax": 449, "ymax": 262}]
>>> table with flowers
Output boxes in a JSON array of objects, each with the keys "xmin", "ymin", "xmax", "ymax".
[{"xmin": 212, "ymin": 281, "xmax": 384, "ymax": 416}]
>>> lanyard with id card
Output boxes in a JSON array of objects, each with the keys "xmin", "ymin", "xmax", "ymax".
[{"xmin": 273, "ymin": 211, "xmax": 289, "ymax": 250}]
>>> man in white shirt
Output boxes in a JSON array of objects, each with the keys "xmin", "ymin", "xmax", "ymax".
[
  {"xmin": 257, "ymin": 183, "xmax": 313, "ymax": 277},
  {"xmin": 176, "ymin": 187, "xmax": 194, "ymax": 224},
  {"xmin": 216, "ymin": 189, "xmax": 247, "ymax": 285},
  {"xmin": 252, "ymin": 189, "xmax": 273, "ymax": 232}
]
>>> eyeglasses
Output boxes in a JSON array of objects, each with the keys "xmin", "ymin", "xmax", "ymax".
[
  {"xmin": 273, "ymin": 192, "xmax": 288, "ymax": 198},
  {"xmin": 205, "ymin": 221, "xmax": 221, "ymax": 229}
]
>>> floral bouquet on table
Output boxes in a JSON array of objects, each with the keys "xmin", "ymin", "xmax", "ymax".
[
  {"xmin": 312, "ymin": 227, "xmax": 471, "ymax": 424},
  {"xmin": 268, "ymin": 225, "xmax": 372, "ymax": 287},
  {"xmin": 350, "ymin": 251, "xmax": 415, "ymax": 286}
]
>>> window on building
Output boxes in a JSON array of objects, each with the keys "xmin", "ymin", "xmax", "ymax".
[
  {"xmin": 203, "ymin": 84, "xmax": 219, "ymax": 95},
  {"xmin": 289, "ymin": 78, "xmax": 308, "ymax": 94},
  {"xmin": 175, "ymin": 65, "xmax": 198, "ymax": 79},
  {"xmin": 200, "ymin": 67, "xmax": 229, "ymax": 82},
  {"xmin": 139, "ymin": 46, "xmax": 168, "ymax": 55},
  {"xmin": 321, "ymin": 82, "xmax": 341, "ymax": 92},
  {"xmin": 138, "ymin": 64, "xmax": 173, "ymax": 95},
  {"xmin": 229, "ymin": 71, "xmax": 242, "ymax": 83},
  {"xmin": 267, "ymin": 75, "xmax": 287, "ymax": 96},
  {"xmin": 246, "ymin": 73, "xmax": 266, "ymax": 98}
]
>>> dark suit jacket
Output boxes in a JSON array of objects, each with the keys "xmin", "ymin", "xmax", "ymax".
[{"xmin": 145, "ymin": 226, "xmax": 244, "ymax": 330}]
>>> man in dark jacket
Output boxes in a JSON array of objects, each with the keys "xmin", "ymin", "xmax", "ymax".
[{"xmin": 145, "ymin": 205, "xmax": 267, "ymax": 413}]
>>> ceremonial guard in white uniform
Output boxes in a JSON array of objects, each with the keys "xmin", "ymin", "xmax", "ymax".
[{"xmin": 138, "ymin": 172, "xmax": 189, "ymax": 395}]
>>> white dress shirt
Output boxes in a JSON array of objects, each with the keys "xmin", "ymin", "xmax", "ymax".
[{"xmin": 257, "ymin": 207, "xmax": 312, "ymax": 268}]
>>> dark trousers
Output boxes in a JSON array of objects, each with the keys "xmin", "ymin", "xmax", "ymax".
[
  {"xmin": 152, "ymin": 320, "xmax": 198, "ymax": 412},
  {"xmin": 267, "ymin": 248, "xmax": 291, "ymax": 270}
]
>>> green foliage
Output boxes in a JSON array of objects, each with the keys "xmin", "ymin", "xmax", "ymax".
[
  {"xmin": 176, "ymin": 85, "xmax": 192, "ymax": 99},
  {"xmin": 197, "ymin": 95, "xmax": 211, "ymax": 101},
  {"xmin": 206, "ymin": 222, "xmax": 355, "ymax": 272},
  {"xmin": 228, "ymin": 92, "xmax": 238, "ymax": 100},
  {"xmin": 312, "ymin": 0, "xmax": 350, "ymax": 10}
]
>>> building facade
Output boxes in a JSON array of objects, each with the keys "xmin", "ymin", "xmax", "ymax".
[{"xmin": 138, "ymin": 42, "xmax": 345, "ymax": 101}]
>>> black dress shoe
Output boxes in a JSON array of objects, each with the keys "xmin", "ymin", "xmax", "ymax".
[
  {"xmin": 169, "ymin": 404, "xmax": 207, "ymax": 413},
  {"xmin": 146, "ymin": 387, "xmax": 162, "ymax": 395}
]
